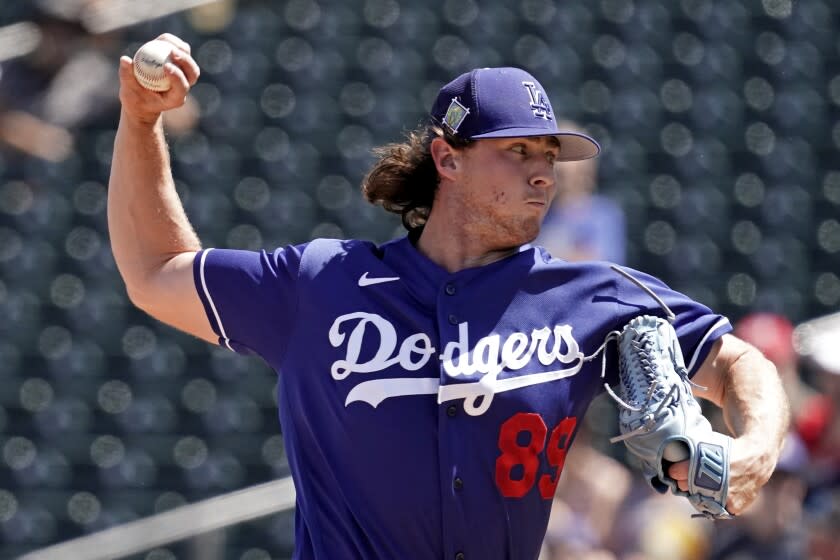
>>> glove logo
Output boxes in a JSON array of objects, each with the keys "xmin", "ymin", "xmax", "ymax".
[{"xmin": 695, "ymin": 442, "xmax": 725, "ymax": 491}]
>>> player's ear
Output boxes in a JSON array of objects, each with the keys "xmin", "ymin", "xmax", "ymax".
[{"xmin": 430, "ymin": 137, "xmax": 459, "ymax": 181}]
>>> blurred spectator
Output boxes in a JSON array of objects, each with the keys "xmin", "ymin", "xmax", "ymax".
[
  {"xmin": 603, "ymin": 475, "xmax": 711, "ymax": 560},
  {"xmin": 734, "ymin": 312, "xmax": 815, "ymax": 416},
  {"xmin": 794, "ymin": 313, "xmax": 840, "ymax": 487},
  {"xmin": 792, "ymin": 312, "xmax": 840, "ymax": 560},
  {"xmin": 806, "ymin": 490, "xmax": 840, "ymax": 560},
  {"xmin": 535, "ymin": 120, "xmax": 626, "ymax": 264},
  {"xmin": 0, "ymin": 6, "xmax": 120, "ymax": 162},
  {"xmin": 162, "ymin": 95, "xmax": 200, "ymax": 137},
  {"xmin": 541, "ymin": 424, "xmax": 632, "ymax": 560}
]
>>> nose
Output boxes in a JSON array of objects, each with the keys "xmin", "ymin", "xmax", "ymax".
[{"xmin": 529, "ymin": 159, "xmax": 555, "ymax": 191}]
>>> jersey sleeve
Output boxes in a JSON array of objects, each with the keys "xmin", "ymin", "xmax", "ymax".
[
  {"xmin": 608, "ymin": 266, "xmax": 731, "ymax": 380},
  {"xmin": 193, "ymin": 245, "xmax": 306, "ymax": 361}
]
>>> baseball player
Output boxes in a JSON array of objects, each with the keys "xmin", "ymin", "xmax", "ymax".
[{"xmin": 109, "ymin": 34, "xmax": 790, "ymax": 559}]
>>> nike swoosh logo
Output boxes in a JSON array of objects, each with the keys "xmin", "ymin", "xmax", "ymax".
[{"xmin": 358, "ymin": 272, "xmax": 400, "ymax": 287}]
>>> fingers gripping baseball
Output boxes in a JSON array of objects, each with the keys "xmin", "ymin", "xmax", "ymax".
[
  {"xmin": 118, "ymin": 34, "xmax": 200, "ymax": 124},
  {"xmin": 157, "ymin": 33, "xmax": 192, "ymax": 55},
  {"xmin": 160, "ymin": 32, "xmax": 200, "ymax": 87}
]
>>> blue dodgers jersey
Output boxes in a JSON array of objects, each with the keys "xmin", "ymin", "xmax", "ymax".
[{"xmin": 193, "ymin": 237, "xmax": 731, "ymax": 560}]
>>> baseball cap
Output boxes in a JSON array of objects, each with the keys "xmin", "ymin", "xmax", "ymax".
[{"xmin": 430, "ymin": 67, "xmax": 600, "ymax": 161}]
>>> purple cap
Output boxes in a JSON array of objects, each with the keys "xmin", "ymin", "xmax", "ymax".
[{"xmin": 430, "ymin": 67, "xmax": 600, "ymax": 161}]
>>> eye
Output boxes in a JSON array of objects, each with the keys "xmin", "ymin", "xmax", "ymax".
[
  {"xmin": 545, "ymin": 151, "xmax": 558, "ymax": 164},
  {"xmin": 510, "ymin": 144, "xmax": 527, "ymax": 155}
]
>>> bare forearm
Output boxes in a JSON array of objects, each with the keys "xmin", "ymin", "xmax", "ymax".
[
  {"xmin": 107, "ymin": 111, "xmax": 201, "ymax": 300},
  {"xmin": 721, "ymin": 346, "xmax": 790, "ymax": 457},
  {"xmin": 691, "ymin": 335, "xmax": 791, "ymax": 512},
  {"xmin": 694, "ymin": 336, "xmax": 789, "ymax": 449}
]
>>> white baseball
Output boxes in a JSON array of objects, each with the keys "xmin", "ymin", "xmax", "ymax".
[
  {"xmin": 133, "ymin": 40, "xmax": 174, "ymax": 92},
  {"xmin": 663, "ymin": 441, "xmax": 690, "ymax": 462}
]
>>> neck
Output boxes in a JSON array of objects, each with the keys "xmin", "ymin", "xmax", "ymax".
[{"xmin": 415, "ymin": 210, "xmax": 520, "ymax": 273}]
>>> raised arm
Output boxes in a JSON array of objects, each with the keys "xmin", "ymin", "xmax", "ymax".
[
  {"xmin": 680, "ymin": 333, "xmax": 790, "ymax": 514},
  {"xmin": 108, "ymin": 34, "xmax": 216, "ymax": 344}
]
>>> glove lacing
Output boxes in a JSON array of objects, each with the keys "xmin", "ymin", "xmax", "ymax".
[{"xmin": 585, "ymin": 266, "xmax": 706, "ymax": 443}]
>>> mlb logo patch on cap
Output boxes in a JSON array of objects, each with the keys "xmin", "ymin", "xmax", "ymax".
[
  {"xmin": 443, "ymin": 98, "xmax": 470, "ymax": 133},
  {"xmin": 430, "ymin": 67, "xmax": 601, "ymax": 161}
]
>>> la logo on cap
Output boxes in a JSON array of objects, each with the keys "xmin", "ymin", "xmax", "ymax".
[
  {"xmin": 443, "ymin": 97, "xmax": 470, "ymax": 133},
  {"xmin": 522, "ymin": 82, "xmax": 552, "ymax": 120}
]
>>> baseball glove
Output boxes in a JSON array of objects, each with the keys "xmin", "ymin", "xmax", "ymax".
[{"xmin": 607, "ymin": 315, "xmax": 734, "ymax": 519}]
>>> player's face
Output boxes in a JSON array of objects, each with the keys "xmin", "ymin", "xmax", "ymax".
[{"xmin": 455, "ymin": 136, "xmax": 559, "ymax": 245}]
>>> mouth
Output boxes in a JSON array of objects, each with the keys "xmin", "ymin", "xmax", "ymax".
[{"xmin": 525, "ymin": 190, "xmax": 548, "ymax": 207}]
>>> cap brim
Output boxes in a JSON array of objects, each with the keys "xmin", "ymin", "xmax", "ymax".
[{"xmin": 470, "ymin": 128, "xmax": 601, "ymax": 161}]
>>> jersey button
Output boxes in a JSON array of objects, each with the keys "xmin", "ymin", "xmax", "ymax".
[
  {"xmin": 453, "ymin": 477, "xmax": 463, "ymax": 490},
  {"xmin": 455, "ymin": 553, "xmax": 465, "ymax": 560},
  {"xmin": 448, "ymin": 314, "xmax": 458, "ymax": 325},
  {"xmin": 446, "ymin": 405, "xmax": 457, "ymax": 417},
  {"xmin": 445, "ymin": 284, "xmax": 456, "ymax": 295}
]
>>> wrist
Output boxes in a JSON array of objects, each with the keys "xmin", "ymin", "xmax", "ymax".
[
  {"xmin": 733, "ymin": 433, "xmax": 782, "ymax": 476},
  {"xmin": 120, "ymin": 107, "xmax": 163, "ymax": 129}
]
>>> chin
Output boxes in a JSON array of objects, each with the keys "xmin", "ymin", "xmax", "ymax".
[
  {"xmin": 522, "ymin": 220, "xmax": 542, "ymax": 243},
  {"xmin": 513, "ymin": 223, "xmax": 541, "ymax": 246},
  {"xmin": 490, "ymin": 214, "xmax": 541, "ymax": 247}
]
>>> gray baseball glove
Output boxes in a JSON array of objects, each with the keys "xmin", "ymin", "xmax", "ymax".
[{"xmin": 608, "ymin": 315, "xmax": 734, "ymax": 519}]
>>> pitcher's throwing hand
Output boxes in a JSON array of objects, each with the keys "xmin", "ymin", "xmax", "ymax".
[{"xmin": 118, "ymin": 33, "xmax": 200, "ymax": 124}]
